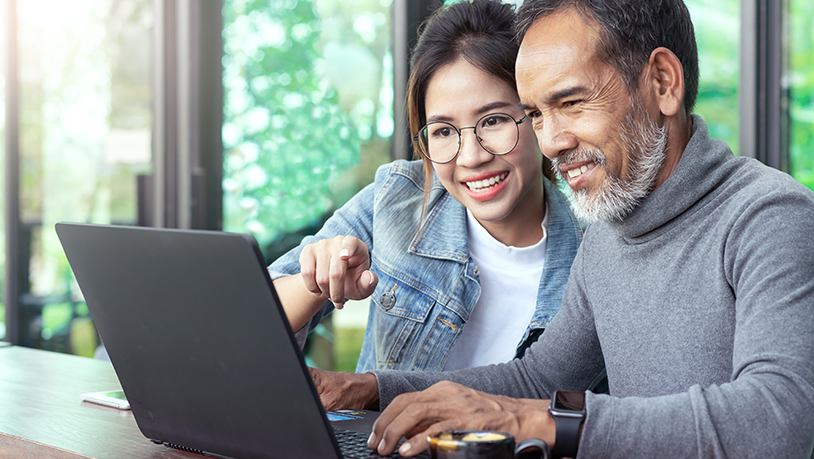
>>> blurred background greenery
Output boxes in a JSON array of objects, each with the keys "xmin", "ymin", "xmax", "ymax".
[
  {"xmin": 222, "ymin": 0, "xmax": 393, "ymax": 249},
  {"xmin": 221, "ymin": 0, "xmax": 394, "ymax": 371},
  {"xmin": 788, "ymin": 0, "xmax": 814, "ymax": 189},
  {"xmin": 688, "ymin": 0, "xmax": 741, "ymax": 155}
]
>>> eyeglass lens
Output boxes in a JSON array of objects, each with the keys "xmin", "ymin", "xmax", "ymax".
[{"xmin": 418, "ymin": 113, "xmax": 521, "ymax": 163}]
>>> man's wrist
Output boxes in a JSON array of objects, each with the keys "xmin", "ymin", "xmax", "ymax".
[
  {"xmin": 360, "ymin": 373, "xmax": 380, "ymax": 410},
  {"xmin": 520, "ymin": 399, "xmax": 558, "ymax": 447}
]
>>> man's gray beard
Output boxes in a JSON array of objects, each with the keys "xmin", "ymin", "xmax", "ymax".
[{"xmin": 552, "ymin": 105, "xmax": 668, "ymax": 223}]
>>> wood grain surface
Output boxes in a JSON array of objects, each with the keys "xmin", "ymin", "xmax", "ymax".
[{"xmin": 0, "ymin": 346, "xmax": 198, "ymax": 458}]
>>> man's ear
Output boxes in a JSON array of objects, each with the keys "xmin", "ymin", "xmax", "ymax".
[{"xmin": 645, "ymin": 47, "xmax": 685, "ymax": 117}]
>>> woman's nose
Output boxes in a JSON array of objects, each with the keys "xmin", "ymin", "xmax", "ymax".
[{"xmin": 455, "ymin": 127, "xmax": 493, "ymax": 166}]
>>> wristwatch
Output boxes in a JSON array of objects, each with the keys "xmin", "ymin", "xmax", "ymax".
[{"xmin": 549, "ymin": 390, "xmax": 586, "ymax": 458}]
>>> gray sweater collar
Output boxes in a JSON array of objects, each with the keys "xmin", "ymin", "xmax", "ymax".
[{"xmin": 607, "ymin": 115, "xmax": 735, "ymax": 240}]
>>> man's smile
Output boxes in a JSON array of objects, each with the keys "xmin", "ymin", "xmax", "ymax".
[
  {"xmin": 558, "ymin": 161, "xmax": 598, "ymax": 189},
  {"xmin": 565, "ymin": 162, "xmax": 596, "ymax": 178}
]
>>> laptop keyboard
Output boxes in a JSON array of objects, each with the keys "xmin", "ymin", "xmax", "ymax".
[{"xmin": 333, "ymin": 427, "xmax": 430, "ymax": 458}]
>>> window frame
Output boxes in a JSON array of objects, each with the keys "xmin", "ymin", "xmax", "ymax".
[{"xmin": 739, "ymin": 0, "xmax": 789, "ymax": 170}]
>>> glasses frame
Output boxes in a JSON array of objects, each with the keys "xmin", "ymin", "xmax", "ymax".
[{"xmin": 412, "ymin": 112, "xmax": 528, "ymax": 164}]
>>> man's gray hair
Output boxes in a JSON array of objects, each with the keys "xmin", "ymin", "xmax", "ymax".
[{"xmin": 515, "ymin": 0, "xmax": 699, "ymax": 115}]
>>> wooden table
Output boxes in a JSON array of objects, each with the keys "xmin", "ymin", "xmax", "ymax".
[{"xmin": 0, "ymin": 345, "xmax": 195, "ymax": 458}]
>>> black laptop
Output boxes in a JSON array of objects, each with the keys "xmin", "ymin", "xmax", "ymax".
[{"xmin": 56, "ymin": 222, "xmax": 426, "ymax": 459}]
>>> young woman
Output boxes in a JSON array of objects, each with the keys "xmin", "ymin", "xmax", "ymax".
[{"xmin": 270, "ymin": 0, "xmax": 582, "ymax": 373}]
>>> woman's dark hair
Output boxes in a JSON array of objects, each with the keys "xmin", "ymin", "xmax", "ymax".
[
  {"xmin": 407, "ymin": 0, "xmax": 555, "ymax": 206},
  {"xmin": 515, "ymin": 0, "xmax": 699, "ymax": 115}
]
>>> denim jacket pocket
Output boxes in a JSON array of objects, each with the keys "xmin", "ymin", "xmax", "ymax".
[{"xmin": 371, "ymin": 268, "xmax": 437, "ymax": 368}]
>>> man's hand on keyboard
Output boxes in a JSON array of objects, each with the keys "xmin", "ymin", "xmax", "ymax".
[
  {"xmin": 367, "ymin": 381, "xmax": 553, "ymax": 457},
  {"xmin": 309, "ymin": 367, "xmax": 380, "ymax": 411}
]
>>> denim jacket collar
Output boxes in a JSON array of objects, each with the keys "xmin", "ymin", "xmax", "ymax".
[{"xmin": 409, "ymin": 184, "xmax": 470, "ymax": 263}]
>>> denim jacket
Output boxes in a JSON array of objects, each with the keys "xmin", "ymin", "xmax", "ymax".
[{"xmin": 268, "ymin": 160, "xmax": 583, "ymax": 373}]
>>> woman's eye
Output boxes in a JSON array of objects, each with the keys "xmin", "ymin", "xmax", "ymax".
[
  {"xmin": 481, "ymin": 115, "xmax": 508, "ymax": 128},
  {"xmin": 433, "ymin": 127, "xmax": 452, "ymax": 138}
]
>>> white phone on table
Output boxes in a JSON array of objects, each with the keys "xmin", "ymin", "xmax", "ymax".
[{"xmin": 80, "ymin": 390, "xmax": 131, "ymax": 410}]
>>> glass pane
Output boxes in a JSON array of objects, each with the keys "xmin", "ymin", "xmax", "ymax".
[
  {"xmin": 222, "ymin": 0, "xmax": 393, "ymax": 371},
  {"xmin": 222, "ymin": 0, "xmax": 393, "ymax": 258},
  {"xmin": 0, "ymin": 0, "xmax": 5, "ymax": 340},
  {"xmin": 17, "ymin": 0, "xmax": 152, "ymax": 355},
  {"xmin": 685, "ymin": 0, "xmax": 740, "ymax": 155},
  {"xmin": 789, "ymin": 0, "xmax": 814, "ymax": 191}
]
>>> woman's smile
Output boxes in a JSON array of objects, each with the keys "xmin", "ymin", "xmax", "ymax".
[{"xmin": 463, "ymin": 171, "xmax": 510, "ymax": 200}]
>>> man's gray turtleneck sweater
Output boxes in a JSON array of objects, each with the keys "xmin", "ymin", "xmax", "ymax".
[{"xmin": 371, "ymin": 116, "xmax": 814, "ymax": 458}]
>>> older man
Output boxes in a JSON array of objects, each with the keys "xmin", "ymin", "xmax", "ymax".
[{"xmin": 312, "ymin": 1, "xmax": 814, "ymax": 457}]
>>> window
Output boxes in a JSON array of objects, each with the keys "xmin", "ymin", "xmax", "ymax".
[
  {"xmin": 789, "ymin": 0, "xmax": 814, "ymax": 191},
  {"xmin": 222, "ymin": 0, "xmax": 393, "ymax": 259},
  {"xmin": 685, "ymin": 0, "xmax": 741, "ymax": 155},
  {"xmin": 222, "ymin": 0, "xmax": 394, "ymax": 371},
  {"xmin": 0, "ymin": 0, "xmax": 6, "ymax": 340},
  {"xmin": 12, "ymin": 0, "xmax": 152, "ymax": 355}
]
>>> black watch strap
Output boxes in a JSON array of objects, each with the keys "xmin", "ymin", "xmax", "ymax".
[{"xmin": 551, "ymin": 415, "xmax": 582, "ymax": 458}]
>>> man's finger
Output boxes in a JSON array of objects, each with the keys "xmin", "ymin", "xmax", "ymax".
[
  {"xmin": 369, "ymin": 392, "xmax": 417, "ymax": 448},
  {"xmin": 374, "ymin": 399, "xmax": 450, "ymax": 455},
  {"xmin": 370, "ymin": 384, "xmax": 456, "ymax": 448},
  {"xmin": 396, "ymin": 421, "xmax": 457, "ymax": 457}
]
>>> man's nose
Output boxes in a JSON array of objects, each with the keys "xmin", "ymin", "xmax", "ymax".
[{"xmin": 537, "ymin": 115, "xmax": 577, "ymax": 160}]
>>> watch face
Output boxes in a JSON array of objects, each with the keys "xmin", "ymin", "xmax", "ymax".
[{"xmin": 553, "ymin": 391, "xmax": 585, "ymax": 412}]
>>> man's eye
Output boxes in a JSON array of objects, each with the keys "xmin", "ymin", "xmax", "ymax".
[
  {"xmin": 527, "ymin": 110, "xmax": 542, "ymax": 119},
  {"xmin": 563, "ymin": 100, "xmax": 581, "ymax": 108}
]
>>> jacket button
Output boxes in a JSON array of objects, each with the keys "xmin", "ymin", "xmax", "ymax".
[
  {"xmin": 380, "ymin": 291, "xmax": 396, "ymax": 309},
  {"xmin": 473, "ymin": 266, "xmax": 479, "ymax": 276}
]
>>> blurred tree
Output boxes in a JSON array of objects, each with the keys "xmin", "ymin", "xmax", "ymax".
[
  {"xmin": 222, "ymin": 0, "xmax": 393, "ymax": 372},
  {"xmin": 789, "ymin": 0, "xmax": 814, "ymax": 191},
  {"xmin": 686, "ymin": 0, "xmax": 740, "ymax": 156},
  {"xmin": 223, "ymin": 0, "xmax": 362, "ymax": 247}
]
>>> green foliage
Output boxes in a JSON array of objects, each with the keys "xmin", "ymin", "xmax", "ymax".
[
  {"xmin": 40, "ymin": 303, "xmax": 75, "ymax": 340},
  {"xmin": 686, "ymin": 0, "xmax": 813, "ymax": 192},
  {"xmin": 686, "ymin": 0, "xmax": 740, "ymax": 156},
  {"xmin": 334, "ymin": 327, "xmax": 366, "ymax": 372},
  {"xmin": 223, "ymin": 0, "xmax": 362, "ymax": 246},
  {"xmin": 789, "ymin": 0, "xmax": 814, "ymax": 191}
]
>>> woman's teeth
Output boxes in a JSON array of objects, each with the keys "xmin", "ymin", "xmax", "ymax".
[
  {"xmin": 567, "ymin": 164, "xmax": 592, "ymax": 178},
  {"xmin": 466, "ymin": 172, "xmax": 508, "ymax": 192}
]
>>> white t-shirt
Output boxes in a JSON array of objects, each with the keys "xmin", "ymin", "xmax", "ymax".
[{"xmin": 442, "ymin": 208, "xmax": 548, "ymax": 371}]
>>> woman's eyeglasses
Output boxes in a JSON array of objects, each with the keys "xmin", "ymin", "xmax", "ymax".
[{"xmin": 413, "ymin": 112, "xmax": 528, "ymax": 164}]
